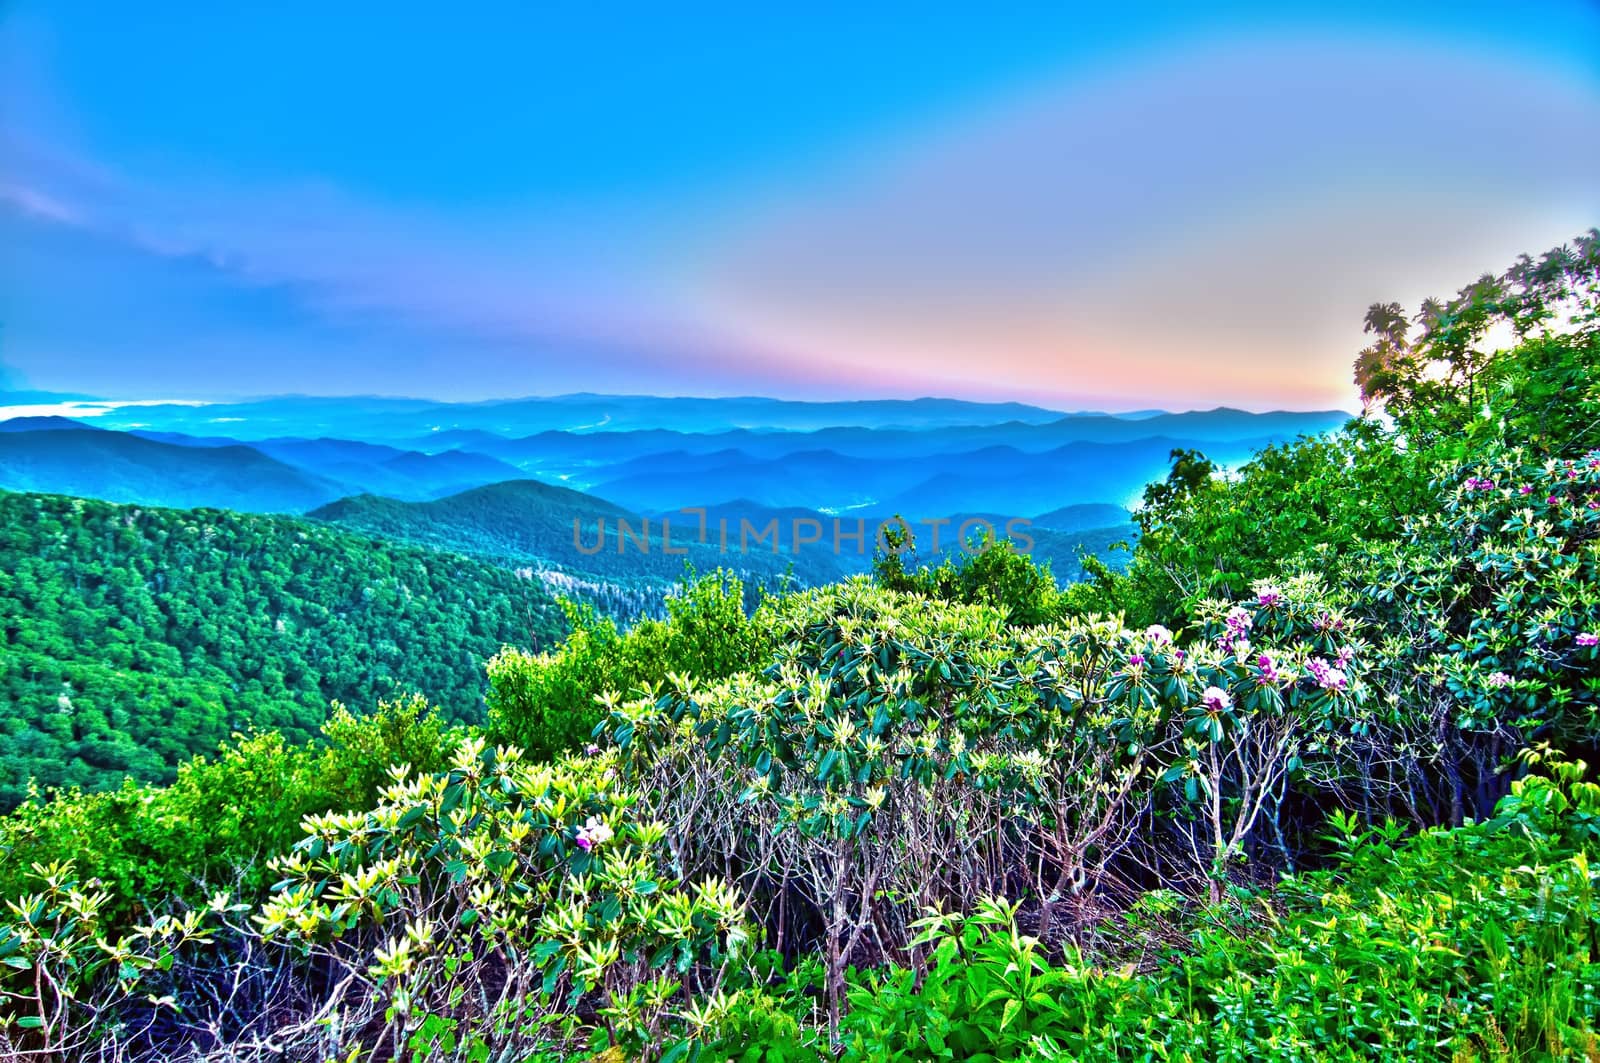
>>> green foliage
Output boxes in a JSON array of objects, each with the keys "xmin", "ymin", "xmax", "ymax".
[
  {"xmin": 874, "ymin": 529, "xmax": 1068, "ymax": 625},
  {"xmin": 487, "ymin": 569, "xmax": 772, "ymax": 761},
  {"xmin": 0, "ymin": 490, "xmax": 561, "ymax": 808},
  {"xmin": 0, "ymin": 861, "xmax": 228, "ymax": 1058},
  {"xmin": 692, "ymin": 961, "xmax": 830, "ymax": 1063},
  {"xmin": 1354, "ymin": 440, "xmax": 1600, "ymax": 823},
  {"xmin": 256, "ymin": 737, "xmax": 749, "ymax": 1059},
  {"xmin": 606, "ymin": 576, "xmax": 1368, "ymax": 1022},
  {"xmin": 1108, "ymin": 421, "xmax": 1430, "ymax": 625},
  {"xmin": 841, "ymin": 761, "xmax": 1600, "ymax": 1061},
  {"xmin": 1097, "ymin": 231, "xmax": 1599, "ymax": 630},
  {"xmin": 1357, "ymin": 230, "xmax": 1599, "ymax": 450},
  {"xmin": 0, "ymin": 696, "xmax": 457, "ymax": 928}
]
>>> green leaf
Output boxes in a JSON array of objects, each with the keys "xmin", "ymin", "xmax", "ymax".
[{"xmin": 816, "ymin": 749, "xmax": 839, "ymax": 782}]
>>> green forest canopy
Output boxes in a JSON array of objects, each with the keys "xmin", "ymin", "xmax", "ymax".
[{"xmin": 0, "ymin": 491, "xmax": 564, "ymax": 807}]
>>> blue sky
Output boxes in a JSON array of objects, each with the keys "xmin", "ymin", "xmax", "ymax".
[{"xmin": 2, "ymin": 2, "xmax": 1597, "ymax": 409}]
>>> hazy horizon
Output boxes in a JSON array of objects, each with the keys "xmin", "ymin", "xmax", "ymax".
[{"xmin": 0, "ymin": 388, "xmax": 1355, "ymax": 421}]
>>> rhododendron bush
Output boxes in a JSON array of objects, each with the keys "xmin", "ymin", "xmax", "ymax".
[
  {"xmin": 602, "ymin": 577, "xmax": 1368, "ymax": 1027},
  {"xmin": 1358, "ymin": 445, "xmax": 1600, "ymax": 822}
]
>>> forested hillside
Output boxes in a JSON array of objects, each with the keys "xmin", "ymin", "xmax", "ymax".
[
  {"xmin": 0, "ymin": 491, "xmax": 563, "ymax": 806},
  {"xmin": 312, "ymin": 480, "xmax": 852, "ymax": 618}
]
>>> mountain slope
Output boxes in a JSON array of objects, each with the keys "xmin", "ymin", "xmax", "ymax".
[
  {"xmin": 0, "ymin": 416, "xmax": 103, "ymax": 433},
  {"xmin": 0, "ymin": 489, "xmax": 564, "ymax": 807},
  {"xmin": 1031, "ymin": 503, "xmax": 1134, "ymax": 530},
  {"xmin": 310, "ymin": 479, "xmax": 636, "ymax": 563},
  {"xmin": 377, "ymin": 448, "xmax": 527, "ymax": 497},
  {"xmin": 129, "ymin": 430, "xmax": 528, "ymax": 500},
  {"xmin": 0, "ymin": 429, "xmax": 346, "ymax": 512},
  {"xmin": 311, "ymin": 480, "xmax": 850, "ymax": 614}
]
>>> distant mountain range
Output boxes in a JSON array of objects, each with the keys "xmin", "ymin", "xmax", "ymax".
[
  {"xmin": 0, "ymin": 394, "xmax": 1351, "ymax": 617},
  {"xmin": 56, "ymin": 393, "xmax": 1095, "ymax": 441},
  {"xmin": 30, "ymin": 391, "xmax": 1351, "ymax": 443},
  {"xmin": 411, "ymin": 408, "xmax": 1353, "ymax": 471},
  {"xmin": 130, "ymin": 430, "xmax": 527, "ymax": 501}
]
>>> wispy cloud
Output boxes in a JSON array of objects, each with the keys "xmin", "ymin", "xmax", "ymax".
[
  {"xmin": 0, "ymin": 183, "xmax": 81, "ymax": 225},
  {"xmin": 0, "ymin": 137, "xmax": 798, "ymax": 396}
]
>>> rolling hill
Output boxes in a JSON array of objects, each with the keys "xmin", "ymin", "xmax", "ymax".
[
  {"xmin": 1031, "ymin": 503, "xmax": 1134, "ymax": 531},
  {"xmin": 0, "ymin": 429, "xmax": 347, "ymax": 512},
  {"xmin": 131, "ymin": 431, "xmax": 527, "ymax": 500},
  {"xmin": 310, "ymin": 480, "xmax": 852, "ymax": 619}
]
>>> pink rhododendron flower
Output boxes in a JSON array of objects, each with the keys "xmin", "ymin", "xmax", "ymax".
[
  {"xmin": 574, "ymin": 816, "xmax": 614, "ymax": 852},
  {"xmin": 1219, "ymin": 629, "xmax": 1250, "ymax": 655},
  {"xmin": 1145, "ymin": 624, "xmax": 1173, "ymax": 647},
  {"xmin": 1576, "ymin": 632, "xmax": 1599, "ymax": 648},
  {"xmin": 1306, "ymin": 656, "xmax": 1350, "ymax": 690},
  {"xmin": 1201, "ymin": 686, "xmax": 1232, "ymax": 712},
  {"xmin": 1128, "ymin": 653, "xmax": 1146, "ymax": 667},
  {"xmin": 1487, "ymin": 671, "xmax": 1513, "ymax": 688}
]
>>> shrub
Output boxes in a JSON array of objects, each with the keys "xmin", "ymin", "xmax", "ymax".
[
  {"xmin": 840, "ymin": 758, "xmax": 1600, "ymax": 1062},
  {"xmin": 257, "ymin": 737, "xmax": 750, "ymax": 1059},
  {"xmin": 0, "ymin": 695, "xmax": 456, "ymax": 928},
  {"xmin": 875, "ymin": 530, "xmax": 1065, "ymax": 626},
  {"xmin": 488, "ymin": 569, "xmax": 771, "ymax": 760},
  {"xmin": 1355, "ymin": 444, "xmax": 1600, "ymax": 824},
  {"xmin": 604, "ymin": 577, "xmax": 1369, "ymax": 1027},
  {"xmin": 0, "ymin": 861, "xmax": 229, "ymax": 1060}
]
